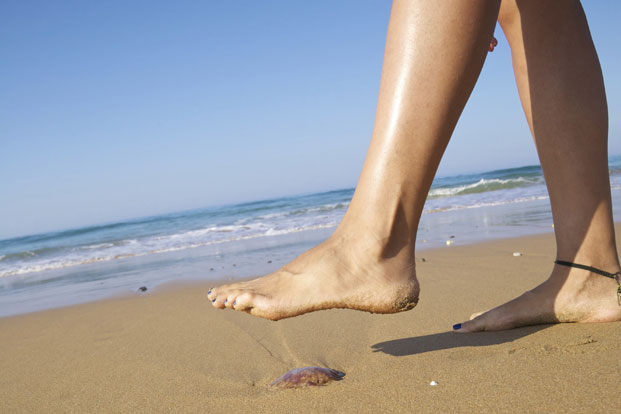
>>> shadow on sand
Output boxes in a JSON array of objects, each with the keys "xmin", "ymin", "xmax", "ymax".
[{"xmin": 371, "ymin": 325, "xmax": 551, "ymax": 356}]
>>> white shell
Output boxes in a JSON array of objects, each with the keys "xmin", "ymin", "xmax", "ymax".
[
  {"xmin": 513, "ymin": 252, "xmax": 522, "ymax": 257},
  {"xmin": 446, "ymin": 240, "xmax": 453, "ymax": 246},
  {"xmin": 430, "ymin": 380, "xmax": 438, "ymax": 386}
]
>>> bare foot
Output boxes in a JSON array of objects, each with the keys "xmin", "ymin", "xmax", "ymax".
[
  {"xmin": 207, "ymin": 233, "xmax": 419, "ymax": 320},
  {"xmin": 454, "ymin": 263, "xmax": 621, "ymax": 332}
]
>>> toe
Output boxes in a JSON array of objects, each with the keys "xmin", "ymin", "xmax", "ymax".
[
  {"xmin": 456, "ymin": 307, "xmax": 523, "ymax": 332},
  {"xmin": 454, "ymin": 316, "xmax": 486, "ymax": 333},
  {"xmin": 208, "ymin": 283, "xmax": 246, "ymax": 308},
  {"xmin": 211, "ymin": 293, "xmax": 228, "ymax": 308},
  {"xmin": 208, "ymin": 291, "xmax": 218, "ymax": 306},
  {"xmin": 208, "ymin": 286, "xmax": 225, "ymax": 302},
  {"xmin": 224, "ymin": 291, "xmax": 242, "ymax": 309},
  {"xmin": 453, "ymin": 310, "xmax": 495, "ymax": 332},
  {"xmin": 233, "ymin": 292, "xmax": 262, "ymax": 312}
]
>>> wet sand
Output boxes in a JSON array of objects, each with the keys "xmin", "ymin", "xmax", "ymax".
[{"xmin": 1, "ymin": 227, "xmax": 620, "ymax": 413}]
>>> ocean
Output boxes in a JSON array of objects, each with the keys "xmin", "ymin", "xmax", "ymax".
[{"xmin": 2, "ymin": 157, "xmax": 621, "ymax": 317}]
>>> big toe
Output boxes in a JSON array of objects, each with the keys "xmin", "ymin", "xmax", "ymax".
[
  {"xmin": 453, "ymin": 310, "xmax": 501, "ymax": 333},
  {"xmin": 453, "ymin": 317, "xmax": 484, "ymax": 333},
  {"xmin": 232, "ymin": 292, "xmax": 258, "ymax": 311}
]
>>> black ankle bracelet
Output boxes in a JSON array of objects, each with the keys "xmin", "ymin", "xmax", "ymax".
[{"xmin": 554, "ymin": 260, "xmax": 621, "ymax": 305}]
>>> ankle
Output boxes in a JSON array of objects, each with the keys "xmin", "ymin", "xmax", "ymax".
[
  {"xmin": 556, "ymin": 248, "xmax": 620, "ymax": 275},
  {"xmin": 332, "ymin": 223, "xmax": 416, "ymax": 262}
]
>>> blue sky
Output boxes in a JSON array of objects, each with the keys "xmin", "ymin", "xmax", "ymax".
[{"xmin": 1, "ymin": 1, "xmax": 619, "ymax": 239}]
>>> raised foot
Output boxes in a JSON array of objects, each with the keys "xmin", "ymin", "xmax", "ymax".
[
  {"xmin": 454, "ymin": 264, "xmax": 621, "ymax": 332},
  {"xmin": 207, "ymin": 237, "xmax": 419, "ymax": 321}
]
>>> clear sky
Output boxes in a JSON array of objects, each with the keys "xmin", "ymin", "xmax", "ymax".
[{"xmin": 1, "ymin": 1, "xmax": 620, "ymax": 240}]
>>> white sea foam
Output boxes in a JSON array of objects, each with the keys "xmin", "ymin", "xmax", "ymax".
[
  {"xmin": 424, "ymin": 195, "xmax": 549, "ymax": 213},
  {"xmin": 0, "ymin": 188, "xmax": 547, "ymax": 279},
  {"xmin": 2, "ymin": 189, "xmax": 551, "ymax": 279},
  {"xmin": 0, "ymin": 222, "xmax": 339, "ymax": 278},
  {"xmin": 428, "ymin": 177, "xmax": 540, "ymax": 198},
  {"xmin": 79, "ymin": 243, "xmax": 115, "ymax": 250},
  {"xmin": 249, "ymin": 202, "xmax": 348, "ymax": 221}
]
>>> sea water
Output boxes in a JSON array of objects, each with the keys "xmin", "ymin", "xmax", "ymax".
[{"xmin": 2, "ymin": 157, "xmax": 621, "ymax": 317}]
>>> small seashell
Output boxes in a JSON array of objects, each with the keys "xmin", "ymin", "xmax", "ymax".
[
  {"xmin": 270, "ymin": 366, "xmax": 345, "ymax": 389},
  {"xmin": 430, "ymin": 380, "xmax": 438, "ymax": 386},
  {"xmin": 138, "ymin": 286, "xmax": 147, "ymax": 292},
  {"xmin": 446, "ymin": 240, "xmax": 453, "ymax": 246},
  {"xmin": 513, "ymin": 252, "xmax": 522, "ymax": 257}
]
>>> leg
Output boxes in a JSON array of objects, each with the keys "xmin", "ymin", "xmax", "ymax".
[
  {"xmin": 208, "ymin": 0, "xmax": 500, "ymax": 320},
  {"xmin": 457, "ymin": 0, "xmax": 621, "ymax": 332}
]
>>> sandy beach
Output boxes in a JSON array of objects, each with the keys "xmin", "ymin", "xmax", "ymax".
[{"xmin": 1, "ymin": 228, "xmax": 620, "ymax": 413}]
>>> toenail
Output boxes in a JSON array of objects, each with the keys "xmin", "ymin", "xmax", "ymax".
[
  {"xmin": 233, "ymin": 300, "xmax": 236, "ymax": 306},
  {"xmin": 225, "ymin": 299, "xmax": 228, "ymax": 303},
  {"xmin": 208, "ymin": 289, "xmax": 212, "ymax": 295},
  {"xmin": 452, "ymin": 323, "xmax": 462, "ymax": 330},
  {"xmin": 211, "ymin": 299, "xmax": 216, "ymax": 303}
]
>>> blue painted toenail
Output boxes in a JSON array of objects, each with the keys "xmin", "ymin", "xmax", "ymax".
[
  {"xmin": 211, "ymin": 299, "xmax": 216, "ymax": 303},
  {"xmin": 225, "ymin": 299, "xmax": 228, "ymax": 303},
  {"xmin": 233, "ymin": 301, "xmax": 236, "ymax": 306},
  {"xmin": 453, "ymin": 323, "xmax": 462, "ymax": 330},
  {"xmin": 208, "ymin": 289, "xmax": 212, "ymax": 295}
]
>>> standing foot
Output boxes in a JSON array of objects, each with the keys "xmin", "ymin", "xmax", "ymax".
[
  {"xmin": 207, "ymin": 233, "xmax": 419, "ymax": 321},
  {"xmin": 454, "ymin": 263, "xmax": 621, "ymax": 332}
]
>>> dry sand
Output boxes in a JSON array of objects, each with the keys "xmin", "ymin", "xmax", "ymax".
[{"xmin": 1, "ymin": 229, "xmax": 620, "ymax": 413}]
